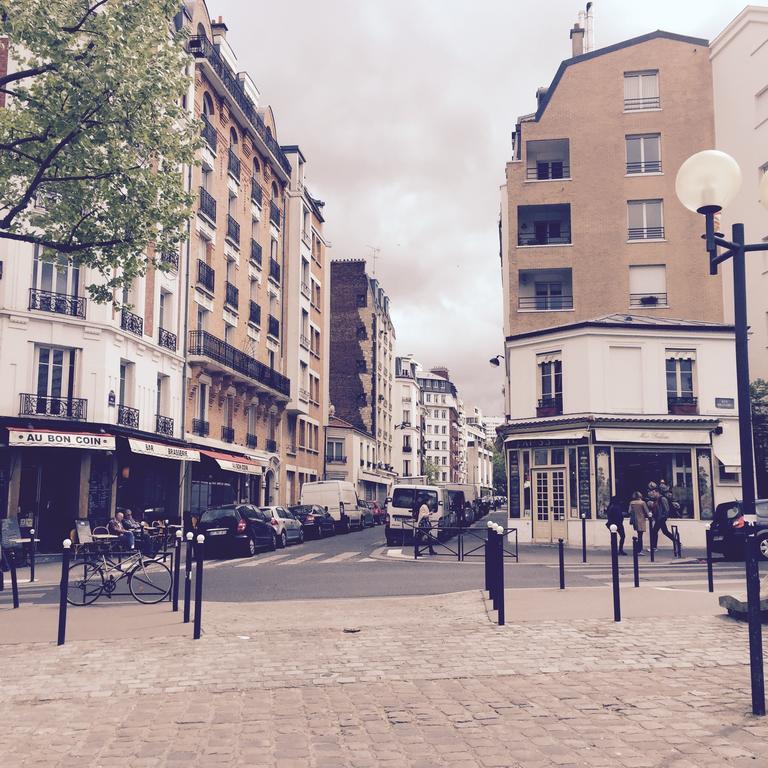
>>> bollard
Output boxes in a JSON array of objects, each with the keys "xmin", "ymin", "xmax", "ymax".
[
  {"xmin": 183, "ymin": 531, "xmax": 194, "ymax": 624},
  {"xmin": 632, "ymin": 536, "xmax": 639, "ymax": 588},
  {"xmin": 580, "ymin": 514, "xmax": 587, "ymax": 564},
  {"xmin": 9, "ymin": 549, "xmax": 19, "ymax": 608},
  {"xmin": 649, "ymin": 540, "xmax": 655, "ymax": 563},
  {"xmin": 485, "ymin": 521, "xmax": 494, "ymax": 597},
  {"xmin": 675, "ymin": 528, "xmax": 683, "ymax": 559},
  {"xmin": 29, "ymin": 528, "xmax": 36, "ymax": 583},
  {"xmin": 705, "ymin": 525, "xmax": 714, "ymax": 594},
  {"xmin": 558, "ymin": 538, "xmax": 565, "ymax": 590},
  {"xmin": 57, "ymin": 539, "xmax": 72, "ymax": 646},
  {"xmin": 489, "ymin": 526, "xmax": 499, "ymax": 608},
  {"xmin": 193, "ymin": 534, "xmax": 205, "ymax": 640},
  {"xmin": 609, "ymin": 525, "xmax": 621, "ymax": 622},
  {"xmin": 495, "ymin": 524, "xmax": 505, "ymax": 626},
  {"xmin": 745, "ymin": 534, "xmax": 766, "ymax": 716},
  {"xmin": 172, "ymin": 530, "xmax": 182, "ymax": 611},
  {"xmin": 413, "ymin": 521, "xmax": 419, "ymax": 560}
]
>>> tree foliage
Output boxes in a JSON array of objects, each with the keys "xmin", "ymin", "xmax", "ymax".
[
  {"xmin": 0, "ymin": 0, "xmax": 199, "ymax": 302},
  {"xmin": 492, "ymin": 448, "xmax": 506, "ymax": 495},
  {"xmin": 423, "ymin": 458, "xmax": 440, "ymax": 485},
  {"xmin": 751, "ymin": 379, "xmax": 768, "ymax": 409}
]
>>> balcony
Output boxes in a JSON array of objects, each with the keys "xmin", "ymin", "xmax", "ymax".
[
  {"xmin": 201, "ymin": 114, "xmax": 217, "ymax": 153},
  {"xmin": 518, "ymin": 204, "xmax": 571, "ymax": 246},
  {"xmin": 269, "ymin": 201, "xmax": 281, "ymax": 228},
  {"xmin": 249, "ymin": 239, "xmax": 263, "ymax": 267},
  {"xmin": 188, "ymin": 330, "xmax": 290, "ymax": 397},
  {"xmin": 192, "ymin": 418, "xmax": 209, "ymax": 437},
  {"xmin": 28, "ymin": 288, "xmax": 86, "ymax": 319},
  {"xmin": 299, "ymin": 388, "xmax": 310, "ymax": 402},
  {"xmin": 518, "ymin": 268, "xmax": 573, "ymax": 312},
  {"xmin": 225, "ymin": 281, "xmax": 239, "ymax": 310},
  {"xmin": 629, "ymin": 292, "xmax": 668, "ymax": 308},
  {"xmin": 121, "ymin": 308, "xmax": 143, "ymax": 337},
  {"xmin": 525, "ymin": 139, "xmax": 570, "ymax": 180},
  {"xmin": 226, "ymin": 214, "xmax": 240, "ymax": 247},
  {"xmin": 519, "ymin": 294, "xmax": 573, "ymax": 311},
  {"xmin": 627, "ymin": 160, "xmax": 662, "ymax": 175},
  {"xmin": 117, "ymin": 405, "xmax": 140, "ymax": 428},
  {"xmin": 403, "ymin": 445, "xmax": 413, "ymax": 453},
  {"xmin": 199, "ymin": 186, "xmax": 216, "ymax": 224},
  {"xmin": 246, "ymin": 433, "xmax": 257, "ymax": 449},
  {"xmin": 537, "ymin": 396, "xmax": 563, "ymax": 418},
  {"xmin": 221, "ymin": 425, "xmax": 235, "ymax": 443},
  {"xmin": 267, "ymin": 315, "xmax": 280, "ymax": 339},
  {"xmin": 197, "ymin": 259, "xmax": 215, "ymax": 292},
  {"xmin": 327, "ymin": 456, "xmax": 347, "ymax": 464},
  {"xmin": 265, "ymin": 438, "xmax": 277, "ymax": 453},
  {"xmin": 668, "ymin": 395, "xmax": 698, "ymax": 415},
  {"xmin": 624, "ymin": 96, "xmax": 660, "ymax": 111},
  {"xmin": 19, "ymin": 393, "xmax": 87, "ymax": 420},
  {"xmin": 227, "ymin": 148, "xmax": 241, "ymax": 182},
  {"xmin": 249, "ymin": 301, "xmax": 261, "ymax": 326},
  {"xmin": 156, "ymin": 414, "xmax": 174, "ymax": 437},
  {"xmin": 269, "ymin": 258, "xmax": 281, "ymax": 284},
  {"xmin": 158, "ymin": 327, "xmax": 177, "ymax": 351},
  {"xmin": 300, "ymin": 334, "xmax": 310, "ymax": 350},
  {"xmin": 301, "ymin": 281, "xmax": 311, "ymax": 299},
  {"xmin": 251, "ymin": 180, "xmax": 262, "ymax": 207},
  {"xmin": 160, "ymin": 250, "xmax": 179, "ymax": 271},
  {"xmin": 628, "ymin": 226, "xmax": 665, "ymax": 241},
  {"xmin": 186, "ymin": 35, "xmax": 292, "ymax": 176}
]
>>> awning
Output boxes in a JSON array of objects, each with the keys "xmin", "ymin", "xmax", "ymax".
[
  {"xmin": 505, "ymin": 429, "xmax": 588, "ymax": 444},
  {"xmin": 9, "ymin": 429, "xmax": 115, "ymax": 450},
  {"xmin": 128, "ymin": 439, "xmax": 200, "ymax": 462},
  {"xmin": 201, "ymin": 449, "xmax": 264, "ymax": 475},
  {"xmin": 713, "ymin": 423, "xmax": 741, "ymax": 472},
  {"xmin": 594, "ymin": 427, "xmax": 712, "ymax": 446},
  {"xmin": 666, "ymin": 349, "xmax": 697, "ymax": 361}
]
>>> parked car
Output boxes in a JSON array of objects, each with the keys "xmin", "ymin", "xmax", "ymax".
[
  {"xmin": 384, "ymin": 484, "xmax": 452, "ymax": 546},
  {"xmin": 299, "ymin": 480, "xmax": 363, "ymax": 532},
  {"xmin": 710, "ymin": 499, "xmax": 768, "ymax": 560},
  {"xmin": 289, "ymin": 505, "xmax": 336, "ymax": 539},
  {"xmin": 359, "ymin": 502, "xmax": 375, "ymax": 528},
  {"xmin": 260, "ymin": 506, "xmax": 304, "ymax": 548},
  {"xmin": 368, "ymin": 500, "xmax": 386, "ymax": 526},
  {"xmin": 196, "ymin": 504, "xmax": 277, "ymax": 557}
]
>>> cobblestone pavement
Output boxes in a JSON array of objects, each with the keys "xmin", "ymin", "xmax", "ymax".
[{"xmin": 2, "ymin": 592, "xmax": 768, "ymax": 767}]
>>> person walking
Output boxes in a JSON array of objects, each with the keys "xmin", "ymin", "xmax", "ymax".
[
  {"xmin": 415, "ymin": 494, "xmax": 435, "ymax": 555},
  {"xmin": 605, "ymin": 495, "xmax": 627, "ymax": 555},
  {"xmin": 651, "ymin": 491, "xmax": 677, "ymax": 550},
  {"xmin": 628, "ymin": 491, "xmax": 650, "ymax": 554}
]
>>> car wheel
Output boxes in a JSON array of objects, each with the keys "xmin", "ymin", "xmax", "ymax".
[
  {"xmin": 298, "ymin": 528, "xmax": 304, "ymax": 544},
  {"xmin": 270, "ymin": 532, "xmax": 278, "ymax": 551},
  {"xmin": 758, "ymin": 534, "xmax": 768, "ymax": 562},
  {"xmin": 247, "ymin": 536, "xmax": 257, "ymax": 557},
  {"xmin": 279, "ymin": 530, "xmax": 287, "ymax": 548}
]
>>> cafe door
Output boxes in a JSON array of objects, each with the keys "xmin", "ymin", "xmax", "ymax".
[{"xmin": 533, "ymin": 469, "xmax": 567, "ymax": 543}]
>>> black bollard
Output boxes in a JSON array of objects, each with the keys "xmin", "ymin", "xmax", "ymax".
[
  {"xmin": 489, "ymin": 527, "xmax": 499, "ymax": 608},
  {"xmin": 676, "ymin": 528, "xmax": 683, "ymax": 559},
  {"xmin": 745, "ymin": 534, "xmax": 766, "ymax": 716},
  {"xmin": 632, "ymin": 536, "xmax": 639, "ymax": 588},
  {"xmin": 558, "ymin": 538, "xmax": 565, "ymax": 590},
  {"xmin": 413, "ymin": 521, "xmax": 419, "ymax": 560},
  {"xmin": 610, "ymin": 525, "xmax": 621, "ymax": 622},
  {"xmin": 29, "ymin": 528, "xmax": 36, "ymax": 583},
  {"xmin": 183, "ymin": 532, "xmax": 194, "ymax": 624},
  {"xmin": 649, "ymin": 540, "xmax": 655, "ymax": 563},
  {"xmin": 57, "ymin": 539, "xmax": 72, "ymax": 646},
  {"xmin": 484, "ymin": 526, "xmax": 492, "ymax": 594},
  {"xmin": 193, "ymin": 534, "xmax": 205, "ymax": 640},
  {"xmin": 172, "ymin": 531, "xmax": 182, "ymax": 611},
  {"xmin": 581, "ymin": 514, "xmax": 587, "ymax": 564},
  {"xmin": 705, "ymin": 525, "xmax": 714, "ymax": 594},
  {"xmin": 496, "ymin": 528, "xmax": 505, "ymax": 626},
  {"xmin": 9, "ymin": 549, "xmax": 19, "ymax": 609}
]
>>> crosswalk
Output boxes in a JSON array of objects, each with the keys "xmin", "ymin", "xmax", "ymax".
[{"xmin": 204, "ymin": 550, "xmax": 376, "ymax": 570}]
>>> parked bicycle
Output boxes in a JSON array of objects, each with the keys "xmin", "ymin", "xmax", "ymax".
[{"xmin": 67, "ymin": 548, "xmax": 173, "ymax": 606}]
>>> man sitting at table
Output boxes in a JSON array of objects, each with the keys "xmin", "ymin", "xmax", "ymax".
[{"xmin": 108, "ymin": 511, "xmax": 135, "ymax": 550}]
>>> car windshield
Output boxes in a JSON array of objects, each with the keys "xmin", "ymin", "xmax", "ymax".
[
  {"xmin": 391, "ymin": 489, "xmax": 415, "ymax": 509},
  {"xmin": 199, "ymin": 507, "xmax": 238, "ymax": 526}
]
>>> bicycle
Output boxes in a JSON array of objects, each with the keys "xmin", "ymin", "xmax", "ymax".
[{"xmin": 67, "ymin": 547, "xmax": 173, "ymax": 606}]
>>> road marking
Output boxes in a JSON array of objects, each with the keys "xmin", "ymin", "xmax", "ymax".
[
  {"xmin": 233, "ymin": 553, "xmax": 291, "ymax": 568},
  {"xmin": 279, "ymin": 553, "xmax": 324, "ymax": 566},
  {"xmin": 203, "ymin": 560, "xmax": 233, "ymax": 569},
  {"xmin": 321, "ymin": 551, "xmax": 357, "ymax": 563},
  {"xmin": 387, "ymin": 549, "xmax": 403, "ymax": 557}
]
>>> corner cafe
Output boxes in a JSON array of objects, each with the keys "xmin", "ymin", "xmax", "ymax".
[{"xmin": 0, "ymin": 426, "xmax": 264, "ymax": 552}]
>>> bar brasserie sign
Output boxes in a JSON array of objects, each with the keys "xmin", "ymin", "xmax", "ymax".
[{"xmin": 9, "ymin": 430, "xmax": 116, "ymax": 450}]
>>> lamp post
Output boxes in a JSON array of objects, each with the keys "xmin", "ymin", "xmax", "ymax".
[{"xmin": 676, "ymin": 149, "xmax": 768, "ymax": 717}]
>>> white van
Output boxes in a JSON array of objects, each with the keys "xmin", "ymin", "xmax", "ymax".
[
  {"xmin": 384, "ymin": 483, "xmax": 451, "ymax": 546},
  {"xmin": 299, "ymin": 480, "xmax": 363, "ymax": 533}
]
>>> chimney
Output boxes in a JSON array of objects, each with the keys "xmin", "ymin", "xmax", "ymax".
[
  {"xmin": 211, "ymin": 16, "xmax": 228, "ymax": 39},
  {"xmin": 535, "ymin": 86, "xmax": 549, "ymax": 111},
  {"xmin": 570, "ymin": 23, "xmax": 585, "ymax": 57}
]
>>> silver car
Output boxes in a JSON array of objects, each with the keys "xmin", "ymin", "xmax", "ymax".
[{"xmin": 260, "ymin": 506, "xmax": 304, "ymax": 548}]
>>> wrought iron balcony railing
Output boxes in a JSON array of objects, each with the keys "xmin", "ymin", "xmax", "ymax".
[
  {"xmin": 251, "ymin": 180, "xmax": 263, "ymax": 207},
  {"xmin": 518, "ymin": 228, "xmax": 571, "ymax": 246},
  {"xmin": 628, "ymin": 226, "xmax": 665, "ymax": 240},
  {"xmin": 117, "ymin": 404, "xmax": 140, "ymax": 428},
  {"xmin": 518, "ymin": 295, "xmax": 574, "ymax": 311},
  {"xmin": 626, "ymin": 160, "xmax": 662, "ymax": 174},
  {"xmin": 160, "ymin": 250, "xmax": 179, "ymax": 271},
  {"xmin": 537, "ymin": 396, "xmax": 563, "ymax": 417},
  {"xmin": 29, "ymin": 288, "xmax": 86, "ymax": 319},
  {"xmin": 246, "ymin": 433, "xmax": 257, "ymax": 448},
  {"xmin": 156, "ymin": 414, "xmax": 174, "ymax": 437},
  {"xmin": 265, "ymin": 438, "xmax": 277, "ymax": 453},
  {"xmin": 267, "ymin": 315, "xmax": 280, "ymax": 339},
  {"xmin": 525, "ymin": 162, "xmax": 570, "ymax": 180},
  {"xmin": 221, "ymin": 425, "xmax": 235, "ymax": 443},
  {"xmin": 158, "ymin": 327, "xmax": 177, "ymax": 351},
  {"xmin": 201, "ymin": 114, "xmax": 217, "ymax": 152},
  {"xmin": 327, "ymin": 456, "xmax": 347, "ymax": 464},
  {"xmin": 269, "ymin": 258, "xmax": 281, "ymax": 284},
  {"xmin": 269, "ymin": 201, "xmax": 281, "ymax": 228},
  {"xmin": 624, "ymin": 96, "xmax": 661, "ymax": 111},
  {"xmin": 19, "ymin": 393, "xmax": 87, "ymax": 420},
  {"xmin": 301, "ymin": 281, "xmax": 311, "ymax": 299},
  {"xmin": 629, "ymin": 292, "xmax": 668, "ymax": 308},
  {"xmin": 227, "ymin": 148, "xmax": 241, "ymax": 181},
  {"xmin": 250, "ymin": 239, "xmax": 262, "ymax": 266},
  {"xmin": 300, "ymin": 334, "xmax": 310, "ymax": 350},
  {"xmin": 299, "ymin": 388, "xmax": 310, "ymax": 402},
  {"xmin": 199, "ymin": 186, "xmax": 217, "ymax": 223},
  {"xmin": 249, "ymin": 301, "xmax": 261, "ymax": 326},
  {"xmin": 226, "ymin": 214, "xmax": 240, "ymax": 246},
  {"xmin": 121, "ymin": 308, "xmax": 143, "ymax": 337},
  {"xmin": 225, "ymin": 281, "xmax": 239, "ymax": 309},
  {"xmin": 192, "ymin": 418, "xmax": 209, "ymax": 437},
  {"xmin": 197, "ymin": 259, "xmax": 215, "ymax": 292}
]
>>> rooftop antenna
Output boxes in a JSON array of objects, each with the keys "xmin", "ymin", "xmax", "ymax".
[
  {"xmin": 585, "ymin": 2, "xmax": 595, "ymax": 52},
  {"xmin": 366, "ymin": 245, "xmax": 381, "ymax": 276}
]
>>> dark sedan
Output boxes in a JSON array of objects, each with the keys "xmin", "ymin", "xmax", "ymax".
[
  {"xmin": 289, "ymin": 505, "xmax": 336, "ymax": 538},
  {"xmin": 710, "ymin": 499, "xmax": 768, "ymax": 560},
  {"xmin": 196, "ymin": 504, "xmax": 277, "ymax": 557}
]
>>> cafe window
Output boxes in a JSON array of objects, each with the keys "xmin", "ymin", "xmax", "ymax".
[
  {"xmin": 537, "ymin": 353, "xmax": 562, "ymax": 406},
  {"xmin": 666, "ymin": 350, "xmax": 696, "ymax": 400}
]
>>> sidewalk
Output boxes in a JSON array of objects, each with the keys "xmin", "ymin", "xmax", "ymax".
[{"xmin": 1, "ymin": 586, "xmax": 766, "ymax": 767}]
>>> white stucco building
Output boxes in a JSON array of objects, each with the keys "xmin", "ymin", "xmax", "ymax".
[
  {"xmin": 465, "ymin": 408, "xmax": 494, "ymax": 493},
  {"xmin": 393, "ymin": 354, "xmax": 423, "ymax": 480},
  {"xmin": 500, "ymin": 314, "xmax": 742, "ymax": 547}
]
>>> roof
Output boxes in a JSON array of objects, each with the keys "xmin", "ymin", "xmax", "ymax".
[
  {"xmin": 535, "ymin": 30, "xmax": 709, "ymax": 121},
  {"xmin": 711, "ymin": 6, "xmax": 768, "ymax": 55},
  {"xmin": 498, "ymin": 412, "xmax": 721, "ymax": 434},
  {"xmin": 328, "ymin": 415, "xmax": 355, "ymax": 429}
]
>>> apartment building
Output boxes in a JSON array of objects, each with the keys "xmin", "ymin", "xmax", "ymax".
[
  {"xmin": 281, "ymin": 146, "xmax": 329, "ymax": 504},
  {"xmin": 418, "ymin": 367, "xmax": 463, "ymax": 483},
  {"xmin": 328, "ymin": 259, "xmax": 396, "ymax": 497},
  {"xmin": 393, "ymin": 355, "xmax": 424, "ymax": 479},
  {"xmin": 465, "ymin": 409, "xmax": 494, "ymax": 493}
]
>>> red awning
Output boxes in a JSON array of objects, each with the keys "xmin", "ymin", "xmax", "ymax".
[{"xmin": 200, "ymin": 449, "xmax": 265, "ymax": 475}]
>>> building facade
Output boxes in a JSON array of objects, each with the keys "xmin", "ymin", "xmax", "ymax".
[
  {"xmin": 418, "ymin": 367, "xmax": 463, "ymax": 484},
  {"xmin": 465, "ymin": 409, "xmax": 494, "ymax": 493},
  {"xmin": 393, "ymin": 354, "xmax": 424, "ymax": 480}
]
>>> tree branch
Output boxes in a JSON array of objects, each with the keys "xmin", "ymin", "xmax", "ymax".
[
  {"xmin": 0, "ymin": 129, "xmax": 51, "ymax": 152},
  {"xmin": 0, "ymin": 62, "xmax": 58, "ymax": 88},
  {"xmin": 0, "ymin": 229, "xmax": 132, "ymax": 254},
  {"xmin": 61, "ymin": 0, "xmax": 110, "ymax": 33}
]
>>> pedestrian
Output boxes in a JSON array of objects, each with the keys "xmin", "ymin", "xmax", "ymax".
[
  {"xmin": 605, "ymin": 495, "xmax": 627, "ymax": 555},
  {"xmin": 108, "ymin": 511, "xmax": 135, "ymax": 550},
  {"xmin": 651, "ymin": 492, "xmax": 677, "ymax": 550},
  {"xmin": 415, "ymin": 494, "xmax": 435, "ymax": 555},
  {"xmin": 628, "ymin": 491, "xmax": 650, "ymax": 554}
]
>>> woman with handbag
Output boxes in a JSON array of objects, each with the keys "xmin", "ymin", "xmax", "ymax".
[{"xmin": 628, "ymin": 490, "xmax": 651, "ymax": 554}]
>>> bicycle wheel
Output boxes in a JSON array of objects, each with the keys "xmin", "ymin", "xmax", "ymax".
[
  {"xmin": 67, "ymin": 560, "xmax": 105, "ymax": 606},
  {"xmin": 128, "ymin": 559, "xmax": 172, "ymax": 604}
]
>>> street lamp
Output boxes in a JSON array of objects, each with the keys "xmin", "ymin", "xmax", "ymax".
[
  {"xmin": 489, "ymin": 354, "xmax": 504, "ymax": 367},
  {"xmin": 676, "ymin": 149, "xmax": 768, "ymax": 717}
]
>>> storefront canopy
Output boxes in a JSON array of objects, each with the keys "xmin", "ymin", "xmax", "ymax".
[
  {"xmin": 128, "ymin": 439, "xmax": 200, "ymax": 462},
  {"xmin": 713, "ymin": 426, "xmax": 741, "ymax": 473},
  {"xmin": 505, "ymin": 430, "xmax": 588, "ymax": 444},
  {"xmin": 594, "ymin": 427, "xmax": 712, "ymax": 446},
  {"xmin": 201, "ymin": 449, "xmax": 265, "ymax": 475},
  {"xmin": 9, "ymin": 428, "xmax": 115, "ymax": 450}
]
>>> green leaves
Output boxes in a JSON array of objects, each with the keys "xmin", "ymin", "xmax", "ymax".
[{"xmin": 0, "ymin": 0, "xmax": 199, "ymax": 300}]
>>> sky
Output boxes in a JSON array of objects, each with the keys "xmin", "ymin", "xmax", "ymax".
[{"xmin": 207, "ymin": 0, "xmax": 749, "ymax": 415}]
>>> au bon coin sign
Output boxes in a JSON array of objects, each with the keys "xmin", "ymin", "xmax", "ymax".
[{"xmin": 9, "ymin": 430, "xmax": 115, "ymax": 450}]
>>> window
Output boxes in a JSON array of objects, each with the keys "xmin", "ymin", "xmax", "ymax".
[
  {"xmin": 629, "ymin": 265, "xmax": 667, "ymax": 308},
  {"xmin": 36, "ymin": 346, "xmax": 75, "ymax": 402},
  {"xmin": 118, "ymin": 362, "xmax": 131, "ymax": 406},
  {"xmin": 666, "ymin": 351, "xmax": 696, "ymax": 407},
  {"xmin": 32, "ymin": 247, "xmax": 79, "ymax": 297},
  {"xmin": 403, "ymin": 460, "xmax": 411, "ymax": 476},
  {"xmin": 197, "ymin": 382, "xmax": 208, "ymax": 421},
  {"xmin": 624, "ymin": 70, "xmax": 659, "ymax": 110},
  {"xmin": 718, "ymin": 460, "xmax": 740, "ymax": 484},
  {"xmin": 628, "ymin": 200, "xmax": 664, "ymax": 240},
  {"xmin": 247, "ymin": 405, "xmax": 256, "ymax": 437},
  {"xmin": 626, "ymin": 134, "xmax": 661, "ymax": 174},
  {"xmin": 534, "ymin": 281, "xmax": 565, "ymax": 310},
  {"xmin": 196, "ymin": 307, "xmax": 208, "ymax": 332},
  {"xmin": 537, "ymin": 353, "xmax": 563, "ymax": 412}
]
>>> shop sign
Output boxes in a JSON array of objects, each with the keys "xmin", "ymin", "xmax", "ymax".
[
  {"xmin": 128, "ymin": 439, "xmax": 200, "ymax": 462},
  {"xmin": 214, "ymin": 458, "xmax": 262, "ymax": 475},
  {"xmin": 9, "ymin": 430, "xmax": 115, "ymax": 450},
  {"xmin": 715, "ymin": 397, "xmax": 735, "ymax": 409}
]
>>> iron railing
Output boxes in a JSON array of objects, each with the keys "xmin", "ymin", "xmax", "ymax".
[
  {"xmin": 265, "ymin": 438, "xmax": 277, "ymax": 453},
  {"xmin": 518, "ymin": 228, "xmax": 571, "ymax": 246},
  {"xmin": 537, "ymin": 396, "xmax": 563, "ymax": 416},
  {"xmin": 250, "ymin": 239, "xmax": 262, "ymax": 266},
  {"xmin": 199, "ymin": 186, "xmax": 217, "ymax": 223},
  {"xmin": 269, "ymin": 201, "xmax": 281, "ymax": 228},
  {"xmin": 327, "ymin": 456, "xmax": 347, "ymax": 464},
  {"xmin": 225, "ymin": 281, "xmax": 239, "ymax": 309},
  {"xmin": 201, "ymin": 114, "xmax": 217, "ymax": 152},
  {"xmin": 629, "ymin": 292, "xmax": 667, "ymax": 308},
  {"xmin": 156, "ymin": 414, "xmax": 174, "ymax": 437},
  {"xmin": 188, "ymin": 329, "xmax": 290, "ymax": 396},
  {"xmin": 158, "ymin": 327, "xmax": 177, "ymax": 351},
  {"xmin": 269, "ymin": 258, "xmax": 281, "ymax": 283},
  {"xmin": 518, "ymin": 295, "xmax": 574, "ymax": 310},
  {"xmin": 300, "ymin": 334, "xmax": 310, "ymax": 350},
  {"xmin": 197, "ymin": 259, "xmax": 215, "ymax": 292},
  {"xmin": 299, "ymin": 388, "xmax": 310, "ymax": 402},
  {"xmin": 160, "ymin": 250, "xmax": 179, "ymax": 271},
  {"xmin": 251, "ymin": 180, "xmax": 262, "ymax": 207},
  {"xmin": 227, "ymin": 148, "xmax": 241, "ymax": 181},
  {"xmin": 221, "ymin": 425, "xmax": 235, "ymax": 443},
  {"xmin": 19, "ymin": 393, "xmax": 87, "ymax": 420},
  {"xmin": 626, "ymin": 160, "xmax": 662, "ymax": 174},
  {"xmin": 28, "ymin": 289, "xmax": 86, "ymax": 319},
  {"xmin": 268, "ymin": 315, "xmax": 280, "ymax": 338},
  {"xmin": 186, "ymin": 35, "xmax": 292, "ymax": 175},
  {"xmin": 121, "ymin": 309, "xmax": 143, "ymax": 337},
  {"xmin": 226, "ymin": 214, "xmax": 240, "ymax": 246},
  {"xmin": 301, "ymin": 281, "xmax": 311, "ymax": 299},
  {"xmin": 628, "ymin": 226, "xmax": 665, "ymax": 240},
  {"xmin": 624, "ymin": 96, "xmax": 661, "ymax": 111},
  {"xmin": 668, "ymin": 395, "xmax": 697, "ymax": 407},
  {"xmin": 249, "ymin": 301, "xmax": 261, "ymax": 326},
  {"xmin": 192, "ymin": 418, "xmax": 209, "ymax": 437},
  {"xmin": 117, "ymin": 404, "xmax": 140, "ymax": 428},
  {"xmin": 246, "ymin": 433, "xmax": 257, "ymax": 449},
  {"xmin": 525, "ymin": 162, "xmax": 570, "ymax": 180}
]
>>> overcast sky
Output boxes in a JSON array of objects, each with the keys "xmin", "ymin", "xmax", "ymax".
[{"xmin": 208, "ymin": 0, "xmax": 748, "ymax": 415}]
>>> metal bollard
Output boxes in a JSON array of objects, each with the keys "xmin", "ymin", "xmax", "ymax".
[
  {"xmin": 675, "ymin": 528, "xmax": 683, "ymax": 559},
  {"xmin": 172, "ymin": 530, "xmax": 182, "ymax": 611},
  {"xmin": 0, "ymin": 555, "xmax": 4, "ymax": 592},
  {"xmin": 183, "ymin": 531, "xmax": 194, "ymax": 624},
  {"xmin": 632, "ymin": 536, "xmax": 639, "ymax": 588},
  {"xmin": 29, "ymin": 528, "xmax": 36, "ymax": 583},
  {"xmin": 558, "ymin": 538, "xmax": 565, "ymax": 590},
  {"xmin": 9, "ymin": 549, "xmax": 19, "ymax": 608},
  {"xmin": 580, "ymin": 514, "xmax": 587, "ymax": 563},
  {"xmin": 609, "ymin": 525, "xmax": 621, "ymax": 622},
  {"xmin": 705, "ymin": 525, "xmax": 714, "ymax": 593},
  {"xmin": 193, "ymin": 534, "xmax": 205, "ymax": 640},
  {"xmin": 495, "ymin": 524, "xmax": 505, "ymax": 626},
  {"xmin": 745, "ymin": 533, "xmax": 766, "ymax": 716},
  {"xmin": 489, "ymin": 527, "xmax": 499, "ymax": 608},
  {"xmin": 413, "ymin": 522, "xmax": 419, "ymax": 560},
  {"xmin": 57, "ymin": 539, "xmax": 72, "ymax": 646},
  {"xmin": 485, "ymin": 521, "xmax": 494, "ymax": 597}
]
